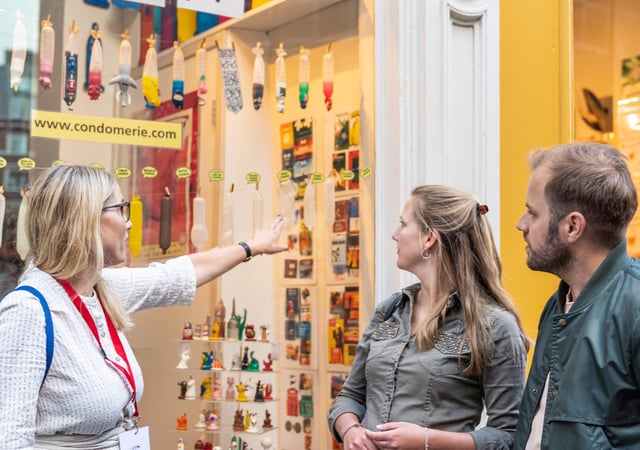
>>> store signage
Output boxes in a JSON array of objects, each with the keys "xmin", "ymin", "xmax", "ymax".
[
  {"xmin": 115, "ymin": 0, "xmax": 165, "ymax": 6},
  {"xmin": 31, "ymin": 110, "xmax": 182, "ymax": 149},
  {"xmin": 177, "ymin": 0, "xmax": 244, "ymax": 18}
]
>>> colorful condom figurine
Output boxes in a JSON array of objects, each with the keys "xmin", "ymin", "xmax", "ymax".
[
  {"xmin": 172, "ymin": 41, "xmax": 185, "ymax": 109},
  {"xmin": 38, "ymin": 15, "xmax": 55, "ymax": 90},
  {"xmin": 196, "ymin": 39, "xmax": 208, "ymax": 106},
  {"xmin": 128, "ymin": 194, "xmax": 143, "ymax": 259},
  {"xmin": 109, "ymin": 29, "xmax": 138, "ymax": 107},
  {"xmin": 142, "ymin": 34, "xmax": 161, "ymax": 109},
  {"xmin": 87, "ymin": 28, "xmax": 104, "ymax": 100},
  {"xmin": 252, "ymin": 42, "xmax": 264, "ymax": 110},
  {"xmin": 275, "ymin": 43, "xmax": 287, "ymax": 113},
  {"xmin": 10, "ymin": 9, "xmax": 27, "ymax": 92},
  {"xmin": 323, "ymin": 44, "xmax": 334, "ymax": 111},
  {"xmin": 191, "ymin": 189, "xmax": 208, "ymax": 252},
  {"xmin": 159, "ymin": 187, "xmax": 173, "ymax": 254},
  {"xmin": 63, "ymin": 21, "xmax": 80, "ymax": 108},
  {"xmin": 298, "ymin": 46, "xmax": 310, "ymax": 109},
  {"xmin": 16, "ymin": 188, "xmax": 29, "ymax": 261}
]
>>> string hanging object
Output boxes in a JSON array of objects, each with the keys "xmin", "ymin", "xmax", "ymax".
[
  {"xmin": 63, "ymin": 20, "xmax": 80, "ymax": 107},
  {"xmin": 196, "ymin": 39, "xmax": 208, "ymax": 106},
  {"xmin": 253, "ymin": 182, "xmax": 264, "ymax": 237},
  {"xmin": 159, "ymin": 187, "xmax": 173, "ymax": 254},
  {"xmin": 222, "ymin": 183, "xmax": 235, "ymax": 246},
  {"xmin": 171, "ymin": 41, "xmax": 185, "ymax": 110},
  {"xmin": 251, "ymin": 42, "xmax": 264, "ymax": 110},
  {"xmin": 109, "ymin": 29, "xmax": 138, "ymax": 107},
  {"xmin": 87, "ymin": 28, "xmax": 105, "ymax": 100},
  {"xmin": 142, "ymin": 34, "xmax": 161, "ymax": 109},
  {"xmin": 191, "ymin": 188, "xmax": 208, "ymax": 252},
  {"xmin": 0, "ymin": 186, "xmax": 5, "ymax": 248},
  {"xmin": 128, "ymin": 194, "xmax": 143, "ymax": 259},
  {"xmin": 38, "ymin": 15, "xmax": 55, "ymax": 90},
  {"xmin": 323, "ymin": 44, "xmax": 334, "ymax": 111},
  {"xmin": 10, "ymin": 9, "xmax": 27, "ymax": 92},
  {"xmin": 298, "ymin": 46, "xmax": 310, "ymax": 109},
  {"xmin": 84, "ymin": 23, "xmax": 104, "ymax": 93},
  {"xmin": 275, "ymin": 43, "xmax": 287, "ymax": 113},
  {"xmin": 217, "ymin": 41, "xmax": 243, "ymax": 113},
  {"xmin": 16, "ymin": 188, "xmax": 29, "ymax": 261}
]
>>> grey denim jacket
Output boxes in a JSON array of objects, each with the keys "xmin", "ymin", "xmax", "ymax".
[{"xmin": 328, "ymin": 284, "xmax": 527, "ymax": 449}]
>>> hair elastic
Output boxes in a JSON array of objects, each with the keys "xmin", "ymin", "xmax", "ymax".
[{"xmin": 477, "ymin": 204, "xmax": 489, "ymax": 216}]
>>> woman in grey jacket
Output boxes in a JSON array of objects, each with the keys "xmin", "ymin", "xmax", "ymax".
[{"xmin": 328, "ymin": 185, "xmax": 529, "ymax": 450}]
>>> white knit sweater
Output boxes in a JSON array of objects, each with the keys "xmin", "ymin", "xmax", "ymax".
[{"xmin": 0, "ymin": 256, "xmax": 196, "ymax": 449}]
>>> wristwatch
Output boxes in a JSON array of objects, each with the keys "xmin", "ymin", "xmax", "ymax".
[{"xmin": 238, "ymin": 241, "xmax": 252, "ymax": 262}]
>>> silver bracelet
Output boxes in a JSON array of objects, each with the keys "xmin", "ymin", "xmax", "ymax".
[
  {"xmin": 341, "ymin": 422, "xmax": 362, "ymax": 442},
  {"xmin": 424, "ymin": 427, "xmax": 429, "ymax": 449}
]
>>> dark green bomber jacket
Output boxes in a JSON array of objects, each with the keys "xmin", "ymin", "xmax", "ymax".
[{"xmin": 514, "ymin": 240, "xmax": 640, "ymax": 449}]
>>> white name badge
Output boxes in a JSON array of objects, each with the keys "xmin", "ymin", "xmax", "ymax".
[{"xmin": 119, "ymin": 426, "xmax": 151, "ymax": 450}]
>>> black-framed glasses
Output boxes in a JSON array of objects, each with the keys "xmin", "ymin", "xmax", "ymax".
[{"xmin": 102, "ymin": 201, "xmax": 131, "ymax": 221}]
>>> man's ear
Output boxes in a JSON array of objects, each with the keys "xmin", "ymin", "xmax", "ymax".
[{"xmin": 561, "ymin": 212, "xmax": 586, "ymax": 243}]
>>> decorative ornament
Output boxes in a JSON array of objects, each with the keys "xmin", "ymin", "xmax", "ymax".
[
  {"xmin": 87, "ymin": 28, "xmax": 104, "ymax": 100},
  {"xmin": 128, "ymin": 194, "xmax": 143, "ymax": 258},
  {"xmin": 38, "ymin": 15, "xmax": 55, "ymax": 90},
  {"xmin": 217, "ymin": 41, "xmax": 243, "ymax": 112},
  {"xmin": 142, "ymin": 34, "xmax": 161, "ymax": 109},
  {"xmin": 323, "ymin": 44, "xmax": 334, "ymax": 111},
  {"xmin": 196, "ymin": 39, "xmax": 208, "ymax": 106},
  {"xmin": 10, "ymin": 9, "xmax": 27, "ymax": 92},
  {"xmin": 252, "ymin": 42, "xmax": 264, "ymax": 110},
  {"xmin": 159, "ymin": 186, "xmax": 173, "ymax": 254},
  {"xmin": 109, "ymin": 29, "xmax": 138, "ymax": 107},
  {"xmin": 171, "ymin": 41, "xmax": 184, "ymax": 109},
  {"xmin": 275, "ymin": 43, "xmax": 287, "ymax": 113},
  {"xmin": 63, "ymin": 20, "xmax": 80, "ymax": 108},
  {"xmin": 191, "ymin": 188, "xmax": 208, "ymax": 251},
  {"xmin": 298, "ymin": 46, "xmax": 310, "ymax": 109}
]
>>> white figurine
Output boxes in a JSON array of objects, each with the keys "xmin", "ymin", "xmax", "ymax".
[
  {"xmin": 194, "ymin": 410, "xmax": 207, "ymax": 429},
  {"xmin": 185, "ymin": 376, "xmax": 196, "ymax": 400},
  {"xmin": 260, "ymin": 436, "xmax": 273, "ymax": 450},
  {"xmin": 176, "ymin": 347, "xmax": 191, "ymax": 369},
  {"xmin": 247, "ymin": 412, "xmax": 259, "ymax": 433}
]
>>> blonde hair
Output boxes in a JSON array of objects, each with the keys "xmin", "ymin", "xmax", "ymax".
[
  {"xmin": 26, "ymin": 165, "xmax": 131, "ymax": 330},
  {"xmin": 411, "ymin": 185, "xmax": 528, "ymax": 375}
]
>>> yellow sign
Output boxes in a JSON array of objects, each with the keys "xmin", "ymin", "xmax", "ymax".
[
  {"xmin": 115, "ymin": 167, "xmax": 132, "ymax": 179},
  {"xmin": 246, "ymin": 172, "xmax": 261, "ymax": 184},
  {"xmin": 209, "ymin": 169, "xmax": 225, "ymax": 181},
  {"xmin": 277, "ymin": 170, "xmax": 292, "ymax": 182},
  {"xmin": 176, "ymin": 167, "xmax": 192, "ymax": 179},
  {"xmin": 31, "ymin": 110, "xmax": 182, "ymax": 149},
  {"xmin": 18, "ymin": 158, "xmax": 36, "ymax": 171}
]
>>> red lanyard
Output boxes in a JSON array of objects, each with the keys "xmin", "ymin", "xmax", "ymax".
[{"xmin": 57, "ymin": 279, "xmax": 139, "ymax": 419}]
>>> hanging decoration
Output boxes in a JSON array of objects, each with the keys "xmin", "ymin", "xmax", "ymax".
[
  {"xmin": 109, "ymin": 29, "xmax": 138, "ymax": 107},
  {"xmin": 278, "ymin": 180, "xmax": 297, "ymax": 230},
  {"xmin": 222, "ymin": 183, "xmax": 235, "ymax": 245},
  {"xmin": 217, "ymin": 41, "xmax": 243, "ymax": 113},
  {"xmin": 172, "ymin": 41, "xmax": 185, "ymax": 109},
  {"xmin": 0, "ymin": 186, "xmax": 5, "ymax": 248},
  {"xmin": 275, "ymin": 43, "xmax": 287, "ymax": 113},
  {"xmin": 196, "ymin": 39, "xmax": 208, "ymax": 106},
  {"xmin": 251, "ymin": 42, "xmax": 264, "ymax": 110},
  {"xmin": 38, "ymin": 15, "xmax": 55, "ymax": 90},
  {"xmin": 191, "ymin": 188, "xmax": 208, "ymax": 251},
  {"xmin": 298, "ymin": 46, "xmax": 310, "ymax": 109},
  {"xmin": 323, "ymin": 44, "xmax": 334, "ymax": 111},
  {"xmin": 303, "ymin": 177, "xmax": 317, "ymax": 229},
  {"xmin": 16, "ymin": 187, "xmax": 29, "ymax": 261},
  {"xmin": 63, "ymin": 20, "xmax": 80, "ymax": 108},
  {"xmin": 10, "ymin": 9, "xmax": 27, "ymax": 92},
  {"xmin": 84, "ymin": 23, "xmax": 104, "ymax": 92},
  {"xmin": 253, "ymin": 182, "xmax": 264, "ymax": 236},
  {"xmin": 128, "ymin": 194, "xmax": 143, "ymax": 259},
  {"xmin": 222, "ymin": 183, "xmax": 234, "ymax": 246},
  {"xmin": 159, "ymin": 187, "xmax": 173, "ymax": 254},
  {"xmin": 142, "ymin": 34, "xmax": 161, "ymax": 109},
  {"xmin": 87, "ymin": 27, "xmax": 104, "ymax": 100}
]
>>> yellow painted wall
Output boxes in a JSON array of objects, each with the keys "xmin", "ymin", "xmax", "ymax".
[{"xmin": 500, "ymin": 1, "xmax": 573, "ymax": 355}]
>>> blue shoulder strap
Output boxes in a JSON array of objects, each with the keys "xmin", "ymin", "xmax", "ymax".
[{"xmin": 14, "ymin": 285, "xmax": 54, "ymax": 387}]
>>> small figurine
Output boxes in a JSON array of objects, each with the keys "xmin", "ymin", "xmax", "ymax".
[
  {"xmin": 244, "ymin": 324, "xmax": 256, "ymax": 341},
  {"xmin": 214, "ymin": 298, "xmax": 226, "ymax": 340},
  {"xmin": 212, "ymin": 351, "xmax": 224, "ymax": 370},
  {"xmin": 260, "ymin": 436, "xmax": 273, "ymax": 450},
  {"xmin": 225, "ymin": 377, "xmax": 236, "ymax": 400},
  {"xmin": 201, "ymin": 351, "xmax": 214, "ymax": 370},
  {"xmin": 193, "ymin": 438, "xmax": 204, "ymax": 450},
  {"xmin": 182, "ymin": 321, "xmax": 193, "ymax": 340},
  {"xmin": 259, "ymin": 324, "xmax": 269, "ymax": 342},
  {"xmin": 262, "ymin": 353, "xmax": 273, "ymax": 371},
  {"xmin": 236, "ymin": 381, "xmax": 249, "ymax": 402},
  {"xmin": 241, "ymin": 347, "xmax": 250, "ymax": 370},
  {"xmin": 209, "ymin": 321, "xmax": 221, "ymax": 340},
  {"xmin": 177, "ymin": 380, "xmax": 187, "ymax": 399},
  {"xmin": 200, "ymin": 376, "xmax": 212, "ymax": 399},
  {"xmin": 244, "ymin": 410, "xmax": 251, "ymax": 430},
  {"xmin": 206, "ymin": 412, "xmax": 219, "ymax": 431},
  {"xmin": 230, "ymin": 352, "xmax": 242, "ymax": 370},
  {"xmin": 232, "ymin": 406, "xmax": 245, "ymax": 430},
  {"xmin": 262, "ymin": 410, "xmax": 273, "ymax": 429},
  {"xmin": 194, "ymin": 323, "xmax": 202, "ymax": 339},
  {"xmin": 176, "ymin": 347, "xmax": 190, "ymax": 369},
  {"xmin": 212, "ymin": 377, "xmax": 223, "ymax": 399},
  {"xmin": 176, "ymin": 412, "xmax": 188, "ymax": 430},
  {"xmin": 287, "ymin": 376, "xmax": 299, "ymax": 416},
  {"xmin": 264, "ymin": 382, "xmax": 273, "ymax": 401},
  {"xmin": 177, "ymin": 437, "xmax": 185, "ymax": 450},
  {"xmin": 247, "ymin": 351, "xmax": 260, "ymax": 372},
  {"xmin": 185, "ymin": 376, "xmax": 196, "ymax": 400},
  {"xmin": 246, "ymin": 412, "xmax": 259, "ymax": 433},
  {"xmin": 194, "ymin": 410, "xmax": 207, "ymax": 429},
  {"xmin": 201, "ymin": 322, "xmax": 209, "ymax": 340},
  {"xmin": 254, "ymin": 380, "xmax": 264, "ymax": 402}
]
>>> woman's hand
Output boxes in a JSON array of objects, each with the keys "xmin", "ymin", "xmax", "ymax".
[
  {"xmin": 343, "ymin": 423, "xmax": 379, "ymax": 450},
  {"xmin": 365, "ymin": 422, "xmax": 426, "ymax": 450},
  {"xmin": 246, "ymin": 215, "xmax": 288, "ymax": 256}
]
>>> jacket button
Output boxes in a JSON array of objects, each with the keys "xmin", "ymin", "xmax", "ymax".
[
  {"xmin": 551, "ymin": 389, "xmax": 558, "ymax": 398},
  {"xmin": 532, "ymin": 388, "xmax": 537, "ymax": 394},
  {"xmin": 557, "ymin": 318, "xmax": 566, "ymax": 327}
]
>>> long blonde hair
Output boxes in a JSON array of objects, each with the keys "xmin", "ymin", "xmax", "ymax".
[
  {"xmin": 411, "ymin": 185, "xmax": 528, "ymax": 375},
  {"xmin": 26, "ymin": 165, "xmax": 131, "ymax": 330}
]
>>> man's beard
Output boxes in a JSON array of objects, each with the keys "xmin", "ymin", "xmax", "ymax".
[{"xmin": 526, "ymin": 223, "xmax": 572, "ymax": 275}]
